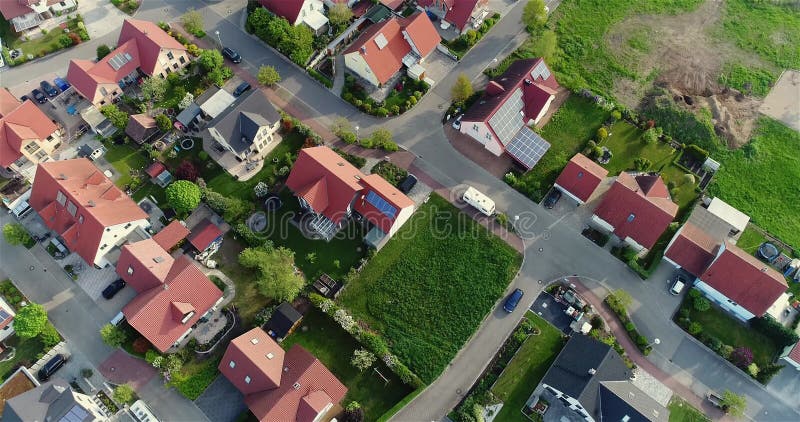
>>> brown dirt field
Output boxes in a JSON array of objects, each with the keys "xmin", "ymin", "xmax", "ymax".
[
  {"xmin": 605, "ymin": 0, "xmax": 770, "ymax": 147},
  {"xmin": 0, "ymin": 370, "xmax": 36, "ymax": 417}
]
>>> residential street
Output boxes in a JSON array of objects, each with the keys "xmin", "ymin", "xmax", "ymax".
[{"xmin": 1, "ymin": 0, "xmax": 799, "ymax": 421}]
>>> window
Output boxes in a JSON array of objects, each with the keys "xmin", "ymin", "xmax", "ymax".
[
  {"xmin": 127, "ymin": 266, "xmax": 134, "ymax": 275},
  {"xmin": 56, "ymin": 191, "xmax": 67, "ymax": 206},
  {"xmin": 626, "ymin": 213, "xmax": 635, "ymax": 222},
  {"xmin": 100, "ymin": 87, "xmax": 108, "ymax": 96},
  {"xmin": 167, "ymin": 51, "xmax": 174, "ymax": 60},
  {"xmin": 124, "ymin": 223, "xmax": 132, "ymax": 229},
  {"xmin": 24, "ymin": 142, "xmax": 40, "ymax": 154},
  {"xmin": 78, "ymin": 215, "xmax": 84, "ymax": 224},
  {"xmin": 165, "ymin": 67, "xmax": 172, "ymax": 74},
  {"xmin": 46, "ymin": 135, "xmax": 54, "ymax": 141},
  {"xmin": 100, "ymin": 100, "xmax": 106, "ymax": 105},
  {"xmin": 66, "ymin": 200, "xmax": 77, "ymax": 216},
  {"xmin": 485, "ymin": 132, "xmax": 492, "ymax": 140},
  {"xmin": 244, "ymin": 376, "xmax": 251, "ymax": 384},
  {"xmin": 577, "ymin": 171, "xmax": 584, "ymax": 178},
  {"xmin": 229, "ymin": 361, "xmax": 236, "ymax": 368},
  {"xmin": 173, "ymin": 63, "xmax": 178, "ymax": 70},
  {"xmin": 35, "ymin": 150, "xmax": 47, "ymax": 160},
  {"xmin": 100, "ymin": 244, "xmax": 107, "ymax": 250},
  {"xmin": 179, "ymin": 56, "xmax": 186, "ymax": 64},
  {"xmin": 472, "ymin": 124, "xmax": 478, "ymax": 132}
]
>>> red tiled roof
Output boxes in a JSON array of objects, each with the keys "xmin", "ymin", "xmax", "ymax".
[
  {"xmin": 343, "ymin": 13, "xmax": 440, "ymax": 85},
  {"xmin": 245, "ymin": 344, "xmax": 347, "ymax": 422},
  {"xmin": 593, "ymin": 172, "xmax": 678, "ymax": 250},
  {"xmin": 419, "ymin": 0, "xmax": 485, "ymax": 31},
  {"xmin": 29, "ymin": 159, "xmax": 148, "ymax": 265},
  {"xmin": 219, "ymin": 328, "xmax": 286, "ymax": 395},
  {"xmin": 296, "ymin": 178, "xmax": 329, "ymax": 215},
  {"xmin": 787, "ymin": 342, "xmax": 800, "ymax": 365},
  {"xmin": 664, "ymin": 223, "xmax": 719, "ymax": 277},
  {"xmin": 700, "ymin": 242, "xmax": 788, "ymax": 317},
  {"xmin": 380, "ymin": 0, "xmax": 405, "ymax": 9},
  {"xmin": 0, "ymin": 1, "xmax": 32, "ymax": 20},
  {"xmin": 188, "ymin": 219, "xmax": 223, "ymax": 251},
  {"xmin": 116, "ymin": 238, "xmax": 174, "ymax": 293},
  {"xmin": 0, "ymin": 299, "xmax": 14, "ymax": 331},
  {"xmin": 259, "ymin": 0, "xmax": 306, "ymax": 24},
  {"xmin": 145, "ymin": 162, "xmax": 167, "ymax": 178},
  {"xmin": 122, "ymin": 255, "xmax": 222, "ymax": 352},
  {"xmin": 152, "ymin": 220, "xmax": 189, "ymax": 251},
  {"xmin": 117, "ymin": 19, "xmax": 186, "ymax": 75},
  {"xmin": 554, "ymin": 153, "xmax": 608, "ymax": 203},
  {"xmin": 0, "ymin": 99, "xmax": 59, "ymax": 167}
]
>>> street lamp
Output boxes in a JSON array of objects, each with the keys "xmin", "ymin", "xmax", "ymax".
[
  {"xmin": 354, "ymin": 125, "xmax": 359, "ymax": 138},
  {"xmin": 215, "ymin": 30, "xmax": 222, "ymax": 49},
  {"xmin": 648, "ymin": 338, "xmax": 661, "ymax": 348}
]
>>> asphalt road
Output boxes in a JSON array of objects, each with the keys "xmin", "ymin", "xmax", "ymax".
[{"xmin": 2, "ymin": 1, "xmax": 799, "ymax": 421}]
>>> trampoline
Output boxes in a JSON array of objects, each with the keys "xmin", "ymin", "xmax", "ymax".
[
  {"xmin": 180, "ymin": 138, "xmax": 195, "ymax": 150},
  {"xmin": 758, "ymin": 242, "xmax": 779, "ymax": 262}
]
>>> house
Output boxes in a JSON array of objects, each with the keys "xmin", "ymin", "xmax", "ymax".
[
  {"xmin": 418, "ymin": 0, "xmax": 488, "ymax": 34},
  {"xmin": 265, "ymin": 302, "xmax": 303, "ymax": 341},
  {"xmin": 0, "ymin": 0, "xmax": 77, "ymax": 33},
  {"xmin": 663, "ymin": 223, "xmax": 718, "ymax": 277},
  {"xmin": 780, "ymin": 341, "xmax": 800, "ymax": 371},
  {"xmin": 591, "ymin": 172, "xmax": 678, "ymax": 253},
  {"xmin": 219, "ymin": 328, "xmax": 347, "ymax": 422},
  {"xmin": 126, "ymin": 113, "xmax": 160, "ymax": 144},
  {"xmin": 0, "ymin": 88, "xmax": 62, "ymax": 181},
  {"xmin": 343, "ymin": 12, "xmax": 440, "ymax": 87},
  {"xmin": 198, "ymin": 88, "xmax": 237, "ymax": 120},
  {"xmin": 258, "ymin": 0, "xmax": 329, "ymax": 34},
  {"xmin": 379, "ymin": 0, "xmax": 406, "ymax": 10},
  {"xmin": 3, "ymin": 378, "xmax": 106, "ymax": 422},
  {"xmin": 151, "ymin": 219, "xmax": 189, "ymax": 251},
  {"xmin": 459, "ymin": 58, "xmax": 558, "ymax": 169},
  {"xmin": 207, "ymin": 91, "xmax": 282, "ymax": 162},
  {"xmin": 145, "ymin": 161, "xmax": 173, "ymax": 188},
  {"xmin": 116, "ymin": 238, "xmax": 224, "ymax": 352},
  {"xmin": 187, "ymin": 218, "xmax": 224, "ymax": 253},
  {"xmin": 705, "ymin": 197, "xmax": 750, "ymax": 237},
  {"xmin": 554, "ymin": 153, "xmax": 609, "ymax": 205},
  {"xmin": 28, "ymin": 159, "xmax": 150, "ymax": 268},
  {"xmin": 76, "ymin": 144, "xmax": 106, "ymax": 161},
  {"xmin": 525, "ymin": 334, "xmax": 632, "ymax": 422},
  {"xmin": 285, "ymin": 146, "xmax": 414, "ymax": 245},
  {"xmin": 67, "ymin": 19, "xmax": 190, "ymax": 107},
  {"xmin": 0, "ymin": 296, "xmax": 16, "ymax": 342},
  {"xmin": 598, "ymin": 381, "xmax": 669, "ymax": 422},
  {"xmin": 0, "ymin": 368, "xmax": 38, "ymax": 418}
]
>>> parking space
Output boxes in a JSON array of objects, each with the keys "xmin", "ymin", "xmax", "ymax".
[
  {"xmin": 530, "ymin": 292, "xmax": 574, "ymax": 334},
  {"xmin": 420, "ymin": 49, "xmax": 458, "ymax": 86},
  {"xmin": 194, "ymin": 375, "xmax": 247, "ymax": 422}
]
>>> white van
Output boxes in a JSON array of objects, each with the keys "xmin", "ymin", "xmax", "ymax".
[{"xmin": 463, "ymin": 186, "xmax": 496, "ymax": 216}]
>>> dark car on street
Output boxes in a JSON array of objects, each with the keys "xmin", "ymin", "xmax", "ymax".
[
  {"xmin": 31, "ymin": 89, "xmax": 47, "ymax": 104},
  {"xmin": 222, "ymin": 47, "xmax": 242, "ymax": 63},
  {"xmin": 503, "ymin": 288, "xmax": 524, "ymax": 313},
  {"xmin": 102, "ymin": 279, "xmax": 126, "ymax": 299},
  {"xmin": 40, "ymin": 80, "xmax": 59, "ymax": 97},
  {"xmin": 233, "ymin": 81, "xmax": 251, "ymax": 97},
  {"xmin": 38, "ymin": 354, "xmax": 67, "ymax": 381},
  {"xmin": 543, "ymin": 189, "xmax": 562, "ymax": 209}
]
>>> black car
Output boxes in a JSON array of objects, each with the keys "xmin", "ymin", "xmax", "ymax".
[
  {"xmin": 31, "ymin": 89, "xmax": 47, "ymax": 104},
  {"xmin": 38, "ymin": 354, "xmax": 67, "ymax": 381},
  {"xmin": 233, "ymin": 81, "xmax": 251, "ymax": 97},
  {"xmin": 20, "ymin": 95, "xmax": 29, "ymax": 102},
  {"xmin": 40, "ymin": 80, "xmax": 59, "ymax": 97},
  {"xmin": 102, "ymin": 279, "xmax": 126, "ymax": 299},
  {"xmin": 543, "ymin": 189, "xmax": 562, "ymax": 209},
  {"xmin": 398, "ymin": 174, "xmax": 418, "ymax": 194},
  {"xmin": 222, "ymin": 47, "xmax": 242, "ymax": 64}
]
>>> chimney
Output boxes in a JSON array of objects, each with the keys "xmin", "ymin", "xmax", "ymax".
[
  {"xmin": 58, "ymin": 173, "xmax": 67, "ymax": 180},
  {"xmin": 588, "ymin": 368, "xmax": 596, "ymax": 375},
  {"xmin": 87, "ymin": 200, "xmax": 96, "ymax": 207},
  {"xmin": 293, "ymin": 382, "xmax": 301, "ymax": 390}
]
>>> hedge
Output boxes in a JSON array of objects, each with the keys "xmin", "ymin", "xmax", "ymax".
[{"xmin": 605, "ymin": 294, "xmax": 652, "ymax": 355}]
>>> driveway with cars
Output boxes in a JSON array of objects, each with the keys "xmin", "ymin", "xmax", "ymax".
[{"xmin": 530, "ymin": 292, "xmax": 574, "ymax": 334}]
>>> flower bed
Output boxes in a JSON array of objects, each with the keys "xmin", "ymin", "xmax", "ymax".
[{"xmin": 341, "ymin": 76, "xmax": 429, "ymax": 117}]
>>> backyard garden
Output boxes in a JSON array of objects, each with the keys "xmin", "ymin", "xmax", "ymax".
[
  {"xmin": 0, "ymin": 14, "xmax": 89, "ymax": 66},
  {"xmin": 341, "ymin": 75, "xmax": 429, "ymax": 117},
  {"xmin": 338, "ymin": 194, "xmax": 522, "ymax": 383}
]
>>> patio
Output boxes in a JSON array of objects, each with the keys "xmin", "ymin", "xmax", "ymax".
[{"xmin": 201, "ymin": 133, "xmax": 286, "ymax": 181}]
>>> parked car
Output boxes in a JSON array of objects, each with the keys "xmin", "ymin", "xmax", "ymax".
[
  {"xmin": 38, "ymin": 354, "xmax": 67, "ymax": 381},
  {"xmin": 543, "ymin": 189, "xmax": 562, "ymax": 209},
  {"xmin": 20, "ymin": 95, "xmax": 29, "ymax": 102},
  {"xmin": 398, "ymin": 174, "xmax": 418, "ymax": 194},
  {"xmin": 31, "ymin": 89, "xmax": 47, "ymax": 104},
  {"xmin": 222, "ymin": 47, "xmax": 242, "ymax": 64},
  {"xmin": 670, "ymin": 275, "xmax": 687, "ymax": 295},
  {"xmin": 40, "ymin": 80, "xmax": 59, "ymax": 97},
  {"xmin": 503, "ymin": 288, "xmax": 524, "ymax": 313},
  {"xmin": 54, "ymin": 77, "xmax": 71, "ymax": 91},
  {"xmin": 233, "ymin": 81, "xmax": 251, "ymax": 97},
  {"xmin": 102, "ymin": 279, "xmax": 126, "ymax": 299},
  {"xmin": 452, "ymin": 114, "xmax": 463, "ymax": 130}
]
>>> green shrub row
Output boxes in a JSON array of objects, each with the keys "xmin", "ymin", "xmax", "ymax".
[
  {"xmin": 307, "ymin": 69, "xmax": 333, "ymax": 88},
  {"xmin": 341, "ymin": 76, "xmax": 429, "ymax": 117},
  {"xmin": 444, "ymin": 12, "xmax": 501, "ymax": 59},
  {"xmin": 604, "ymin": 294, "xmax": 652, "ymax": 355},
  {"xmin": 246, "ymin": 8, "xmax": 315, "ymax": 66}
]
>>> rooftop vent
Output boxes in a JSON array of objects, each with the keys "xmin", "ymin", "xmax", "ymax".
[
  {"xmin": 622, "ymin": 416, "xmax": 630, "ymax": 422},
  {"xmin": 58, "ymin": 173, "xmax": 67, "ymax": 180},
  {"xmin": 87, "ymin": 200, "xmax": 96, "ymax": 207},
  {"xmin": 153, "ymin": 256, "xmax": 164, "ymax": 263},
  {"xmin": 337, "ymin": 162, "xmax": 345, "ymax": 166},
  {"xmin": 284, "ymin": 367, "xmax": 289, "ymax": 372},
  {"xmin": 292, "ymin": 382, "xmax": 301, "ymax": 390},
  {"xmin": 524, "ymin": 79, "xmax": 533, "ymax": 85},
  {"xmin": 250, "ymin": 338, "xmax": 259, "ymax": 345},
  {"xmin": 588, "ymin": 368, "xmax": 596, "ymax": 375},
  {"xmin": 266, "ymin": 352, "xmax": 274, "ymax": 359}
]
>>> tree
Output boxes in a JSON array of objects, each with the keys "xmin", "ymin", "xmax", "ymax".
[
  {"xmin": 597, "ymin": 127, "xmax": 609, "ymax": 141},
  {"xmin": 178, "ymin": 92, "xmax": 194, "ymax": 109},
  {"xmin": 3, "ymin": 223, "xmax": 31, "ymax": 246},
  {"xmin": 612, "ymin": 289, "xmax": 633, "ymax": 309},
  {"xmin": 38, "ymin": 323, "xmax": 61, "ymax": 347},
  {"xmin": 100, "ymin": 323, "xmax": 127, "ymax": 347},
  {"xmin": 369, "ymin": 128, "xmax": 393, "ymax": 149},
  {"xmin": 257, "ymin": 65, "xmax": 281, "ymax": 86},
  {"xmin": 165, "ymin": 180, "xmax": 201, "ymax": 214},
  {"xmin": 239, "ymin": 246, "xmax": 305, "ymax": 302},
  {"xmin": 96, "ymin": 44, "xmax": 111, "ymax": 60},
  {"xmin": 342, "ymin": 401, "xmax": 364, "ymax": 422},
  {"xmin": 100, "ymin": 105, "xmax": 128, "ymax": 130},
  {"xmin": 14, "ymin": 303, "xmax": 48, "ymax": 339},
  {"xmin": 141, "ymin": 77, "xmax": 169, "ymax": 103},
  {"xmin": 154, "ymin": 114, "xmax": 172, "ymax": 133},
  {"xmin": 530, "ymin": 29, "xmax": 558, "ymax": 63},
  {"xmin": 451, "ymin": 73, "xmax": 473, "ymax": 103},
  {"xmin": 207, "ymin": 66, "xmax": 232, "ymax": 86},
  {"xmin": 197, "ymin": 49, "xmax": 224, "ymax": 72},
  {"xmin": 730, "ymin": 347, "xmax": 753, "ymax": 368},
  {"xmin": 642, "ymin": 127, "xmax": 662, "ymax": 144},
  {"xmin": 720, "ymin": 390, "xmax": 747, "ymax": 417},
  {"xmin": 522, "ymin": 0, "xmax": 548, "ymax": 33},
  {"xmin": 58, "ymin": 34, "xmax": 73, "ymax": 48},
  {"xmin": 330, "ymin": 117, "xmax": 354, "ymax": 138},
  {"xmin": 181, "ymin": 8, "xmax": 204, "ymax": 35},
  {"xmin": 113, "ymin": 384, "xmax": 136, "ymax": 405},
  {"xmin": 350, "ymin": 348, "xmax": 376, "ymax": 372},
  {"xmin": 329, "ymin": 3, "xmax": 353, "ymax": 28},
  {"xmin": 176, "ymin": 160, "xmax": 198, "ymax": 182}
]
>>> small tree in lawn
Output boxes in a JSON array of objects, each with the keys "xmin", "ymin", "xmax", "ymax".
[
  {"xmin": 597, "ymin": 127, "xmax": 609, "ymax": 141},
  {"xmin": 14, "ymin": 303, "xmax": 48, "ymax": 339},
  {"xmin": 155, "ymin": 114, "xmax": 172, "ymax": 132},
  {"xmin": 100, "ymin": 323, "xmax": 127, "ymax": 348},
  {"xmin": 100, "ymin": 105, "xmax": 129, "ymax": 130},
  {"xmin": 113, "ymin": 384, "xmax": 136, "ymax": 405},
  {"xmin": 181, "ymin": 8, "xmax": 204, "ymax": 35},
  {"xmin": 720, "ymin": 390, "xmax": 747, "ymax": 417},
  {"xmin": 350, "ymin": 349, "xmax": 376, "ymax": 372},
  {"xmin": 141, "ymin": 76, "xmax": 169, "ymax": 104},
  {"xmin": 342, "ymin": 401, "xmax": 364, "ymax": 422},
  {"xmin": 3, "ymin": 223, "xmax": 32, "ymax": 246},
  {"xmin": 451, "ymin": 73, "xmax": 473, "ymax": 103},
  {"xmin": 328, "ymin": 3, "xmax": 353, "ymax": 29},
  {"xmin": 96, "ymin": 44, "xmax": 111, "ymax": 60},
  {"xmin": 239, "ymin": 246, "xmax": 305, "ymax": 302},
  {"xmin": 257, "ymin": 65, "xmax": 281, "ymax": 86},
  {"xmin": 522, "ymin": 0, "xmax": 548, "ymax": 32},
  {"xmin": 166, "ymin": 180, "xmax": 201, "ymax": 214},
  {"xmin": 693, "ymin": 296, "xmax": 711, "ymax": 312},
  {"xmin": 730, "ymin": 347, "xmax": 753, "ymax": 369},
  {"xmin": 197, "ymin": 49, "xmax": 224, "ymax": 72}
]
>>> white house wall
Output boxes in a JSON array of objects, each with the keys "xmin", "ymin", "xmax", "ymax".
[
  {"xmin": 780, "ymin": 344, "xmax": 800, "ymax": 371},
  {"xmin": 459, "ymin": 120, "xmax": 503, "ymax": 156},
  {"xmin": 344, "ymin": 53, "xmax": 380, "ymax": 87},
  {"xmin": 694, "ymin": 279, "xmax": 755, "ymax": 321},
  {"xmin": 95, "ymin": 218, "xmax": 150, "ymax": 268},
  {"xmin": 295, "ymin": 0, "xmax": 324, "ymax": 26},
  {"xmin": 590, "ymin": 214, "xmax": 615, "ymax": 233},
  {"xmin": 387, "ymin": 205, "xmax": 414, "ymax": 237},
  {"xmin": 532, "ymin": 95, "xmax": 555, "ymax": 125}
]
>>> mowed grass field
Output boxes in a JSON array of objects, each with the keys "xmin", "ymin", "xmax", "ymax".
[
  {"xmin": 708, "ymin": 118, "xmax": 800, "ymax": 249},
  {"xmin": 339, "ymin": 194, "xmax": 522, "ymax": 383}
]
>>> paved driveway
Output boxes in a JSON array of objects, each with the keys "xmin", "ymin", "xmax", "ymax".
[
  {"xmin": 99, "ymin": 350, "xmax": 157, "ymax": 390},
  {"xmin": 530, "ymin": 292, "xmax": 573, "ymax": 334},
  {"xmin": 195, "ymin": 375, "xmax": 247, "ymax": 422}
]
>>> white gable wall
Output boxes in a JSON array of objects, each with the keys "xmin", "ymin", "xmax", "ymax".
[{"xmin": 459, "ymin": 120, "xmax": 503, "ymax": 156}]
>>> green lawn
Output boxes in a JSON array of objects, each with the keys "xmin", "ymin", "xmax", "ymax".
[
  {"xmin": 708, "ymin": 118, "xmax": 800, "ymax": 250},
  {"xmin": 282, "ymin": 308, "xmax": 413, "ymax": 421},
  {"xmin": 155, "ymin": 74, "xmax": 207, "ymax": 110},
  {"xmin": 668, "ymin": 397, "xmax": 710, "ymax": 422},
  {"xmin": 103, "ymin": 143, "xmax": 149, "ymax": 188},
  {"xmin": 170, "ymin": 352, "xmax": 223, "ymax": 400},
  {"xmin": 2, "ymin": 17, "xmax": 84, "ymax": 62},
  {"xmin": 507, "ymin": 96, "xmax": 610, "ymax": 201},
  {"xmin": 685, "ymin": 299, "xmax": 779, "ymax": 368},
  {"xmin": 216, "ymin": 233, "xmax": 268, "ymax": 326},
  {"xmin": 0, "ymin": 336, "xmax": 46, "ymax": 382},
  {"xmin": 491, "ymin": 313, "xmax": 566, "ymax": 422},
  {"xmin": 736, "ymin": 225, "xmax": 768, "ymax": 255},
  {"xmin": 339, "ymin": 194, "xmax": 522, "ymax": 383}
]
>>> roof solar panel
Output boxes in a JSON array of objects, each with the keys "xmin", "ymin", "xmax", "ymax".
[
  {"xmin": 506, "ymin": 126, "xmax": 551, "ymax": 170},
  {"xmin": 532, "ymin": 60, "xmax": 551, "ymax": 80},
  {"xmin": 488, "ymin": 88, "xmax": 524, "ymax": 145},
  {"xmin": 365, "ymin": 191, "xmax": 397, "ymax": 218},
  {"xmin": 0, "ymin": 310, "xmax": 10, "ymax": 321}
]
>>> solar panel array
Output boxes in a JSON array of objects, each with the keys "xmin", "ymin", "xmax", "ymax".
[
  {"xmin": 488, "ymin": 88, "xmax": 524, "ymax": 145},
  {"xmin": 365, "ymin": 191, "xmax": 397, "ymax": 218},
  {"xmin": 506, "ymin": 126, "xmax": 551, "ymax": 169},
  {"xmin": 0, "ymin": 310, "xmax": 10, "ymax": 322},
  {"xmin": 108, "ymin": 52, "xmax": 133, "ymax": 71},
  {"xmin": 531, "ymin": 60, "xmax": 551, "ymax": 80},
  {"xmin": 60, "ymin": 405, "xmax": 90, "ymax": 422}
]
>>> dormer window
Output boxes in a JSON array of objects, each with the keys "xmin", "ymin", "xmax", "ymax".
[
  {"xmin": 229, "ymin": 360, "xmax": 236, "ymax": 368},
  {"xmin": 127, "ymin": 266, "xmax": 134, "ymax": 275},
  {"xmin": 180, "ymin": 311, "xmax": 195, "ymax": 324},
  {"xmin": 244, "ymin": 376, "xmax": 251, "ymax": 384},
  {"xmin": 627, "ymin": 213, "xmax": 635, "ymax": 222}
]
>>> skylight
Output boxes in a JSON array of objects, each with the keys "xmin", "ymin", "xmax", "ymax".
[{"xmin": 374, "ymin": 33, "xmax": 388, "ymax": 50}]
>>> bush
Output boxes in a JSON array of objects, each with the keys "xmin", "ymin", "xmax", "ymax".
[
  {"xmin": 693, "ymin": 296, "xmax": 711, "ymax": 312},
  {"xmin": 38, "ymin": 324, "xmax": 61, "ymax": 348},
  {"xmin": 730, "ymin": 347, "xmax": 753, "ymax": 368},
  {"xmin": 133, "ymin": 337, "xmax": 151, "ymax": 354},
  {"xmin": 688, "ymin": 322, "xmax": 703, "ymax": 335},
  {"xmin": 752, "ymin": 315, "xmax": 800, "ymax": 348},
  {"xmin": 198, "ymin": 150, "xmax": 209, "ymax": 161}
]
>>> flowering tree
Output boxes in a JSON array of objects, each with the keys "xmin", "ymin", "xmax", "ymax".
[
  {"xmin": 334, "ymin": 309, "xmax": 356, "ymax": 332},
  {"xmin": 350, "ymin": 349, "xmax": 376, "ymax": 372},
  {"xmin": 730, "ymin": 347, "xmax": 753, "ymax": 368}
]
